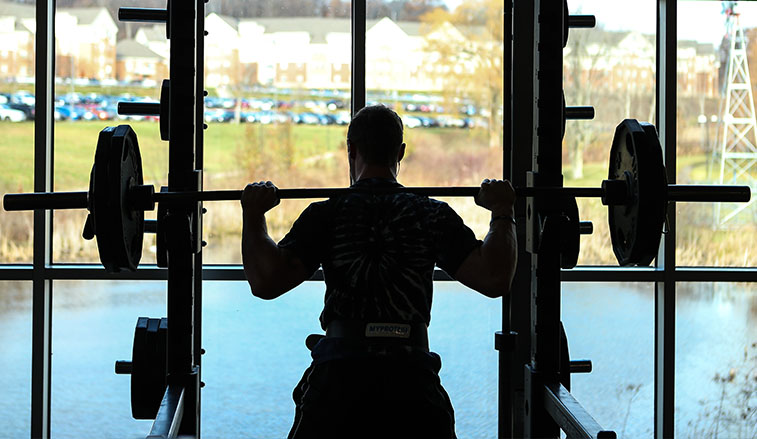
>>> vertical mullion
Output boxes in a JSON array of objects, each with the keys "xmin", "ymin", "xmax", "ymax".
[
  {"xmin": 32, "ymin": 1, "xmax": 55, "ymax": 438},
  {"xmin": 351, "ymin": 0, "xmax": 366, "ymax": 116},
  {"xmin": 655, "ymin": 0, "xmax": 676, "ymax": 438}
]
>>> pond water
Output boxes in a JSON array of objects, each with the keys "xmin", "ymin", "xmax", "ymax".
[{"xmin": 0, "ymin": 280, "xmax": 755, "ymax": 438}]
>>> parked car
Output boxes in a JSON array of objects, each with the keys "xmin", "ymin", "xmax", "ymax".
[
  {"xmin": 0, "ymin": 104, "xmax": 27, "ymax": 122},
  {"xmin": 401, "ymin": 115, "xmax": 423, "ymax": 129},
  {"xmin": 6, "ymin": 102, "xmax": 34, "ymax": 120},
  {"xmin": 297, "ymin": 112, "xmax": 322, "ymax": 125},
  {"xmin": 204, "ymin": 109, "xmax": 234, "ymax": 123}
]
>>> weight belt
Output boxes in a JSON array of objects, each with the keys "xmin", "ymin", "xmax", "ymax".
[{"xmin": 325, "ymin": 320, "xmax": 429, "ymax": 351}]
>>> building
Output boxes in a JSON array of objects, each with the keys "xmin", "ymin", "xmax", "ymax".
[
  {"xmin": 0, "ymin": 1, "xmax": 117, "ymax": 82},
  {"xmin": 116, "ymin": 39, "xmax": 168, "ymax": 84},
  {"xmin": 0, "ymin": 1, "xmax": 35, "ymax": 82},
  {"xmin": 57, "ymin": 7, "xmax": 118, "ymax": 81},
  {"xmin": 563, "ymin": 28, "xmax": 718, "ymax": 98}
]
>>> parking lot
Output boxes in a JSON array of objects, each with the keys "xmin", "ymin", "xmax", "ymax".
[{"xmin": 0, "ymin": 89, "xmax": 488, "ymax": 129}]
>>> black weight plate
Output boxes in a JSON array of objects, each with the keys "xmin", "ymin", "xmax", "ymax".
[
  {"xmin": 159, "ymin": 79, "xmax": 170, "ymax": 141},
  {"xmin": 156, "ymin": 187, "xmax": 168, "ymax": 268},
  {"xmin": 130, "ymin": 317, "xmax": 167, "ymax": 419},
  {"xmin": 92, "ymin": 125, "xmax": 144, "ymax": 272},
  {"xmin": 563, "ymin": 0, "xmax": 569, "ymax": 48},
  {"xmin": 561, "ymin": 91, "xmax": 566, "ymax": 141},
  {"xmin": 560, "ymin": 321, "xmax": 571, "ymax": 391},
  {"xmin": 607, "ymin": 119, "xmax": 667, "ymax": 266},
  {"xmin": 559, "ymin": 196, "xmax": 580, "ymax": 269}
]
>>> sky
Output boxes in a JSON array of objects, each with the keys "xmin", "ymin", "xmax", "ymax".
[
  {"xmin": 570, "ymin": 0, "xmax": 757, "ymax": 45},
  {"xmin": 444, "ymin": 0, "xmax": 757, "ymax": 46}
]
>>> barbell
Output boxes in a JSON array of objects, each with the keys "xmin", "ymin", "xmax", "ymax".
[{"xmin": 2, "ymin": 120, "xmax": 752, "ymax": 271}]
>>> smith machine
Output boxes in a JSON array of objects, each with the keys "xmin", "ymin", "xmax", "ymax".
[{"xmin": 3, "ymin": 0, "xmax": 753, "ymax": 438}]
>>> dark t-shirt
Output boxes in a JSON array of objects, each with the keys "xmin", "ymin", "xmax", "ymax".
[{"xmin": 278, "ymin": 177, "xmax": 482, "ymax": 330}]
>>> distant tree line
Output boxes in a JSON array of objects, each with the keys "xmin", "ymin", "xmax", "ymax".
[
  {"xmin": 45, "ymin": 0, "xmax": 449, "ymax": 21},
  {"xmin": 3, "ymin": 0, "xmax": 449, "ymax": 40}
]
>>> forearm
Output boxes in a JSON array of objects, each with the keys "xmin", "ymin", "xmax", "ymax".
[
  {"xmin": 241, "ymin": 212, "xmax": 287, "ymax": 299},
  {"xmin": 479, "ymin": 208, "xmax": 518, "ymax": 295}
]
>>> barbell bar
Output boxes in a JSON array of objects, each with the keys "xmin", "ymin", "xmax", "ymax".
[{"xmin": 3, "ymin": 183, "xmax": 749, "ymax": 212}]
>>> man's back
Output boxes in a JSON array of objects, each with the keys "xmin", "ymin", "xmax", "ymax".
[{"xmin": 278, "ymin": 177, "xmax": 482, "ymax": 329}]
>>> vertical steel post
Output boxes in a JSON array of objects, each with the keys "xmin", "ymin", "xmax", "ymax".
[
  {"xmin": 655, "ymin": 1, "xmax": 677, "ymax": 438},
  {"xmin": 166, "ymin": 0, "xmax": 200, "ymax": 436},
  {"xmin": 31, "ymin": 1, "xmax": 55, "ymax": 438},
  {"xmin": 193, "ymin": 0, "xmax": 206, "ymax": 436},
  {"xmin": 524, "ymin": 1, "xmax": 564, "ymax": 437},
  {"xmin": 504, "ymin": 1, "xmax": 535, "ymax": 437},
  {"xmin": 351, "ymin": 0, "xmax": 366, "ymax": 116},
  {"xmin": 499, "ymin": 0, "xmax": 514, "ymax": 436}
]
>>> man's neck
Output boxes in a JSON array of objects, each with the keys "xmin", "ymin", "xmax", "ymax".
[{"xmin": 354, "ymin": 165, "xmax": 397, "ymax": 183}]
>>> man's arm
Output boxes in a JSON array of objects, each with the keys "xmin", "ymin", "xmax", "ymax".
[
  {"xmin": 241, "ymin": 182, "xmax": 311, "ymax": 300},
  {"xmin": 453, "ymin": 179, "xmax": 518, "ymax": 298}
]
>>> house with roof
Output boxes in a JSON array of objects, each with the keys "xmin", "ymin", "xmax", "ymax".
[
  {"xmin": 57, "ymin": 7, "xmax": 118, "ymax": 81},
  {"xmin": 205, "ymin": 13, "xmax": 242, "ymax": 88},
  {"xmin": 0, "ymin": 1, "xmax": 117, "ymax": 82},
  {"xmin": 0, "ymin": 1, "xmax": 36, "ymax": 82},
  {"xmin": 116, "ymin": 39, "xmax": 168, "ymax": 83},
  {"xmin": 237, "ymin": 16, "xmax": 353, "ymax": 89},
  {"xmin": 134, "ymin": 24, "xmax": 170, "ymax": 60}
]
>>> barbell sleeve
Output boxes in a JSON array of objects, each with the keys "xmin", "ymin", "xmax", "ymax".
[
  {"xmin": 565, "ymin": 106, "xmax": 595, "ymax": 120},
  {"xmin": 4, "ymin": 191, "xmax": 88, "ymax": 211},
  {"xmin": 568, "ymin": 15, "xmax": 596, "ymax": 28},
  {"xmin": 118, "ymin": 7, "xmax": 167, "ymax": 23},
  {"xmin": 118, "ymin": 102, "xmax": 161, "ymax": 117},
  {"xmin": 666, "ymin": 185, "xmax": 752, "ymax": 203}
]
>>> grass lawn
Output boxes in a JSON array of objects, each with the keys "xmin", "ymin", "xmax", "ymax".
[{"xmin": 0, "ymin": 120, "xmax": 352, "ymax": 192}]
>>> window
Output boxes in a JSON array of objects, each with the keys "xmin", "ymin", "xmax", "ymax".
[
  {"xmin": 0, "ymin": 282, "xmax": 32, "ymax": 437},
  {"xmin": 51, "ymin": 281, "xmax": 165, "ymax": 437},
  {"xmin": 4, "ymin": 1, "xmax": 756, "ymax": 438},
  {"xmin": 677, "ymin": 1, "xmax": 757, "ymax": 267}
]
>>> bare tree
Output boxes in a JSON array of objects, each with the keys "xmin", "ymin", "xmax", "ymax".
[{"xmin": 421, "ymin": 0, "xmax": 503, "ymax": 148}]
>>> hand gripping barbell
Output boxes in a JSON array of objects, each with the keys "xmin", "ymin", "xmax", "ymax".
[{"xmin": 3, "ymin": 120, "xmax": 751, "ymax": 271}]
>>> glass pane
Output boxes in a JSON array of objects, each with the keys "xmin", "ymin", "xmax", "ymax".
[
  {"xmin": 201, "ymin": 280, "xmax": 500, "ymax": 438},
  {"xmin": 566, "ymin": 0, "xmax": 657, "ymax": 265},
  {"xmin": 563, "ymin": 282, "xmax": 654, "ymax": 438},
  {"xmin": 0, "ymin": 281, "xmax": 32, "ymax": 437},
  {"xmin": 365, "ymin": 0, "xmax": 503, "ymax": 189},
  {"xmin": 675, "ymin": 282, "xmax": 757, "ymax": 437},
  {"xmin": 51, "ymin": 280, "xmax": 165, "ymax": 438},
  {"xmin": 202, "ymin": 2, "xmax": 352, "ymax": 263},
  {"xmin": 53, "ymin": 2, "xmax": 163, "ymax": 266},
  {"xmin": 677, "ymin": 1, "xmax": 757, "ymax": 267},
  {"xmin": 0, "ymin": 1, "xmax": 35, "ymax": 264}
]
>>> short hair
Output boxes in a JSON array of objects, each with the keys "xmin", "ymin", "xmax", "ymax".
[{"xmin": 347, "ymin": 105, "xmax": 404, "ymax": 167}]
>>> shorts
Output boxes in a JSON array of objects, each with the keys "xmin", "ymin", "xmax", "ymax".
[{"xmin": 287, "ymin": 337, "xmax": 457, "ymax": 439}]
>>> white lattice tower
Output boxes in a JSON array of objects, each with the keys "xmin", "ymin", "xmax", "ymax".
[{"xmin": 716, "ymin": 11, "xmax": 757, "ymax": 226}]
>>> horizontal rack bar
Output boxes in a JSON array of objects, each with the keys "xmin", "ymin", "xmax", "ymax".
[
  {"xmin": 1, "ymin": 265, "xmax": 755, "ymax": 283},
  {"xmin": 146, "ymin": 384, "xmax": 184, "ymax": 439},
  {"xmin": 543, "ymin": 384, "xmax": 616, "ymax": 439}
]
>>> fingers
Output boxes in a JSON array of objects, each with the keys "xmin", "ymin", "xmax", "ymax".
[
  {"xmin": 476, "ymin": 178, "xmax": 516, "ymax": 213},
  {"xmin": 241, "ymin": 180, "xmax": 280, "ymax": 214}
]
